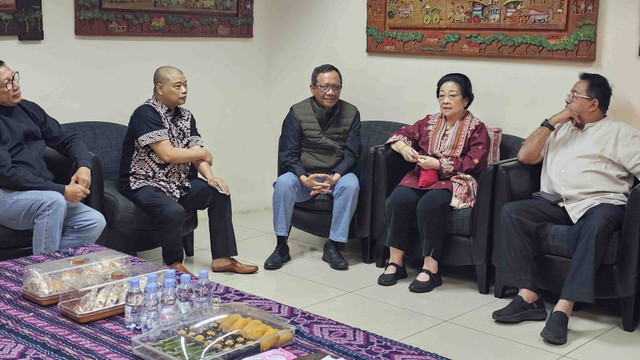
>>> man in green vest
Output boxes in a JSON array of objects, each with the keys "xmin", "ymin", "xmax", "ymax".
[{"xmin": 265, "ymin": 64, "xmax": 361, "ymax": 270}]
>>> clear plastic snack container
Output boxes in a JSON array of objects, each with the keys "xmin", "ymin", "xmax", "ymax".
[
  {"xmin": 58, "ymin": 262, "xmax": 166, "ymax": 323},
  {"xmin": 132, "ymin": 302, "xmax": 296, "ymax": 360},
  {"xmin": 22, "ymin": 249, "xmax": 130, "ymax": 305}
]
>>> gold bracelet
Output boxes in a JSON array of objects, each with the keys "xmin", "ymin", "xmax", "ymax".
[{"xmin": 398, "ymin": 143, "xmax": 409, "ymax": 153}]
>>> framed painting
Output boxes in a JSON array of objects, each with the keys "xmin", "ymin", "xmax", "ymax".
[
  {"xmin": 75, "ymin": 0, "xmax": 253, "ymax": 38},
  {"xmin": 0, "ymin": 0, "xmax": 43, "ymax": 41},
  {"xmin": 366, "ymin": 0, "xmax": 599, "ymax": 61}
]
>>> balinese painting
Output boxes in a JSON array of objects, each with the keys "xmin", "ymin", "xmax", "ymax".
[
  {"xmin": 367, "ymin": 0, "xmax": 599, "ymax": 61},
  {"xmin": 75, "ymin": 0, "xmax": 253, "ymax": 38},
  {"xmin": 0, "ymin": 0, "xmax": 43, "ymax": 41}
]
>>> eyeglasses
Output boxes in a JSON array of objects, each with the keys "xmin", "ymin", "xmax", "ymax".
[
  {"xmin": 315, "ymin": 84, "xmax": 342, "ymax": 93},
  {"xmin": 566, "ymin": 92, "xmax": 592, "ymax": 102},
  {"xmin": 2, "ymin": 72, "xmax": 19, "ymax": 91}
]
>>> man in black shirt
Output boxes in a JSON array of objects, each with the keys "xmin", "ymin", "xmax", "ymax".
[
  {"xmin": 0, "ymin": 60, "xmax": 106, "ymax": 254},
  {"xmin": 119, "ymin": 66, "xmax": 257, "ymax": 276}
]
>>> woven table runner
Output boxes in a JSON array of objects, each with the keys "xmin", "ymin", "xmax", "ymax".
[{"xmin": 0, "ymin": 244, "xmax": 447, "ymax": 360}]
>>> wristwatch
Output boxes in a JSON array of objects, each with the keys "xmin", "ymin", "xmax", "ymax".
[{"xmin": 540, "ymin": 119, "xmax": 555, "ymax": 132}]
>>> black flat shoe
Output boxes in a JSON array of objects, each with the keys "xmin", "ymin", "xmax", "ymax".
[
  {"xmin": 322, "ymin": 241, "xmax": 348, "ymax": 270},
  {"xmin": 492, "ymin": 295, "xmax": 547, "ymax": 323},
  {"xmin": 264, "ymin": 244, "xmax": 290, "ymax": 270},
  {"xmin": 408, "ymin": 269, "xmax": 442, "ymax": 293},
  {"xmin": 377, "ymin": 262, "xmax": 408, "ymax": 286},
  {"xmin": 540, "ymin": 311, "xmax": 569, "ymax": 345}
]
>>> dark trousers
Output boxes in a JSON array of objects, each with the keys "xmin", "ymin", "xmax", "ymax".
[
  {"xmin": 499, "ymin": 199, "xmax": 624, "ymax": 303},
  {"xmin": 383, "ymin": 186, "xmax": 452, "ymax": 261},
  {"xmin": 122, "ymin": 178, "xmax": 238, "ymax": 265}
]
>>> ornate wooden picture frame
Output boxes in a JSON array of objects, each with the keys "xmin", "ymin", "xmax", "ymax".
[
  {"xmin": 0, "ymin": 0, "xmax": 43, "ymax": 41},
  {"xmin": 366, "ymin": 0, "xmax": 599, "ymax": 61},
  {"xmin": 75, "ymin": 0, "xmax": 253, "ymax": 38}
]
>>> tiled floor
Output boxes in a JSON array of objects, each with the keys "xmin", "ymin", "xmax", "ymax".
[{"xmin": 137, "ymin": 210, "xmax": 640, "ymax": 360}]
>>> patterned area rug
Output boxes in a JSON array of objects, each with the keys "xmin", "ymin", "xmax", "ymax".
[{"xmin": 0, "ymin": 245, "xmax": 448, "ymax": 360}]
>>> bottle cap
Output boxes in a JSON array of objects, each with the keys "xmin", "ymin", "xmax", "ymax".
[
  {"xmin": 111, "ymin": 271, "xmax": 125, "ymax": 280},
  {"xmin": 145, "ymin": 283, "xmax": 157, "ymax": 293},
  {"xmin": 129, "ymin": 277, "xmax": 140, "ymax": 287},
  {"xmin": 180, "ymin": 274, "xmax": 191, "ymax": 283},
  {"xmin": 199, "ymin": 270, "xmax": 209, "ymax": 278},
  {"xmin": 148, "ymin": 273, "xmax": 158, "ymax": 282},
  {"xmin": 166, "ymin": 269, "xmax": 176, "ymax": 278},
  {"xmin": 163, "ymin": 278, "xmax": 175, "ymax": 288}
]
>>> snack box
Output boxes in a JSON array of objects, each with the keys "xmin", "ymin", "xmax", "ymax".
[
  {"xmin": 22, "ymin": 249, "xmax": 130, "ymax": 305},
  {"xmin": 58, "ymin": 262, "xmax": 166, "ymax": 323},
  {"xmin": 132, "ymin": 302, "xmax": 296, "ymax": 360}
]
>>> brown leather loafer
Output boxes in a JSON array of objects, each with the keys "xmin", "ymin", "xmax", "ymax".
[
  {"xmin": 211, "ymin": 258, "xmax": 258, "ymax": 274},
  {"xmin": 168, "ymin": 262, "xmax": 194, "ymax": 276}
]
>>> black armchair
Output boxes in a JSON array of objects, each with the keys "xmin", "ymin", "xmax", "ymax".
[
  {"xmin": 279, "ymin": 120, "xmax": 406, "ymax": 263},
  {"xmin": 60, "ymin": 121, "xmax": 198, "ymax": 257},
  {"xmin": 0, "ymin": 148, "xmax": 103, "ymax": 261},
  {"xmin": 371, "ymin": 132, "xmax": 524, "ymax": 294},
  {"xmin": 491, "ymin": 160, "xmax": 640, "ymax": 331}
]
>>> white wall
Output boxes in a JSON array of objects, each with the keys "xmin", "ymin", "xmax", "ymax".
[
  {"xmin": 267, "ymin": 0, "xmax": 640, "ymax": 138},
  {"xmin": 0, "ymin": 0, "xmax": 273, "ymax": 212},
  {"xmin": 1, "ymin": 1, "xmax": 639, "ymax": 213}
]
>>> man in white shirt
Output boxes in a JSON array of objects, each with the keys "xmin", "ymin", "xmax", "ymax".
[{"xmin": 491, "ymin": 73, "xmax": 640, "ymax": 344}]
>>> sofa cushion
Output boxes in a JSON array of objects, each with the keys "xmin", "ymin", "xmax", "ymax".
[
  {"xmin": 294, "ymin": 194, "xmax": 334, "ymax": 212},
  {"xmin": 0, "ymin": 226, "xmax": 32, "ymax": 249},
  {"xmin": 446, "ymin": 208, "xmax": 473, "ymax": 236},
  {"xmin": 540, "ymin": 224, "xmax": 619, "ymax": 265},
  {"xmin": 103, "ymin": 181, "xmax": 158, "ymax": 230}
]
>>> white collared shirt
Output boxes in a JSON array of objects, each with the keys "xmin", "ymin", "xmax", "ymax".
[{"xmin": 541, "ymin": 117, "xmax": 640, "ymax": 222}]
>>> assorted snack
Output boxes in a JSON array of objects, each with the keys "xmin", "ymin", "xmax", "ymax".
[
  {"xmin": 133, "ymin": 303, "xmax": 296, "ymax": 360},
  {"xmin": 58, "ymin": 263, "xmax": 166, "ymax": 323},
  {"xmin": 22, "ymin": 250, "xmax": 130, "ymax": 305}
]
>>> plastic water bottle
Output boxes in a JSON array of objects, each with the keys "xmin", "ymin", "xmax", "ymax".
[
  {"xmin": 193, "ymin": 270, "xmax": 212, "ymax": 309},
  {"xmin": 176, "ymin": 274, "xmax": 193, "ymax": 317},
  {"xmin": 124, "ymin": 278, "xmax": 143, "ymax": 331},
  {"xmin": 141, "ymin": 283, "xmax": 160, "ymax": 332},
  {"xmin": 165, "ymin": 268, "xmax": 176, "ymax": 281},
  {"xmin": 159, "ymin": 278, "xmax": 177, "ymax": 325},
  {"xmin": 147, "ymin": 272, "xmax": 161, "ymax": 293}
]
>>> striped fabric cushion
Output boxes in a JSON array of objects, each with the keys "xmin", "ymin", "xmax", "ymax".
[{"xmin": 486, "ymin": 126, "xmax": 502, "ymax": 165}]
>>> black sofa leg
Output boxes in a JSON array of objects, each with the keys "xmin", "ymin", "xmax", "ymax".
[
  {"xmin": 494, "ymin": 270, "xmax": 507, "ymax": 298},
  {"xmin": 475, "ymin": 263, "xmax": 490, "ymax": 295},
  {"xmin": 361, "ymin": 236, "xmax": 375, "ymax": 264},
  {"xmin": 374, "ymin": 243, "xmax": 389, "ymax": 268},
  {"xmin": 182, "ymin": 232, "xmax": 195, "ymax": 257},
  {"xmin": 620, "ymin": 295, "xmax": 637, "ymax": 332}
]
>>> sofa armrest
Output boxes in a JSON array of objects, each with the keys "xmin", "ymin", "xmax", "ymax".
[
  {"xmin": 43, "ymin": 149, "xmax": 104, "ymax": 213},
  {"xmin": 370, "ymin": 144, "xmax": 415, "ymax": 244},
  {"xmin": 469, "ymin": 163, "xmax": 498, "ymax": 264},
  {"xmin": 490, "ymin": 160, "xmax": 542, "ymax": 263},
  {"xmin": 615, "ymin": 182, "xmax": 640, "ymax": 296},
  {"xmin": 354, "ymin": 145, "xmax": 376, "ymax": 239},
  {"xmin": 85, "ymin": 152, "xmax": 105, "ymax": 213}
]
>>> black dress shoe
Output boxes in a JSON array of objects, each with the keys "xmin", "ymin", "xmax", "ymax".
[
  {"xmin": 322, "ymin": 241, "xmax": 348, "ymax": 270},
  {"xmin": 264, "ymin": 243, "xmax": 290, "ymax": 270},
  {"xmin": 492, "ymin": 295, "xmax": 547, "ymax": 323},
  {"xmin": 377, "ymin": 262, "xmax": 408, "ymax": 286},
  {"xmin": 540, "ymin": 311, "xmax": 569, "ymax": 345},
  {"xmin": 408, "ymin": 269, "xmax": 442, "ymax": 293}
]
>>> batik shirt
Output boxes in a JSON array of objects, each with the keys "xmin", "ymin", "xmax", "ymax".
[
  {"xmin": 386, "ymin": 111, "xmax": 489, "ymax": 209},
  {"xmin": 120, "ymin": 96, "xmax": 204, "ymax": 200}
]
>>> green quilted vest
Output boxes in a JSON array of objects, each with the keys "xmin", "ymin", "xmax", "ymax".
[{"xmin": 292, "ymin": 98, "xmax": 357, "ymax": 174}]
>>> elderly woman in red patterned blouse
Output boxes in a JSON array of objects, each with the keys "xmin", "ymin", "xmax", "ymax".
[{"xmin": 378, "ymin": 73, "xmax": 490, "ymax": 293}]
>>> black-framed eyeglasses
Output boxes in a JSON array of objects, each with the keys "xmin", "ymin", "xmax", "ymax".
[
  {"xmin": 2, "ymin": 72, "xmax": 19, "ymax": 91},
  {"xmin": 566, "ymin": 91, "xmax": 592, "ymax": 103},
  {"xmin": 315, "ymin": 84, "xmax": 342, "ymax": 93}
]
